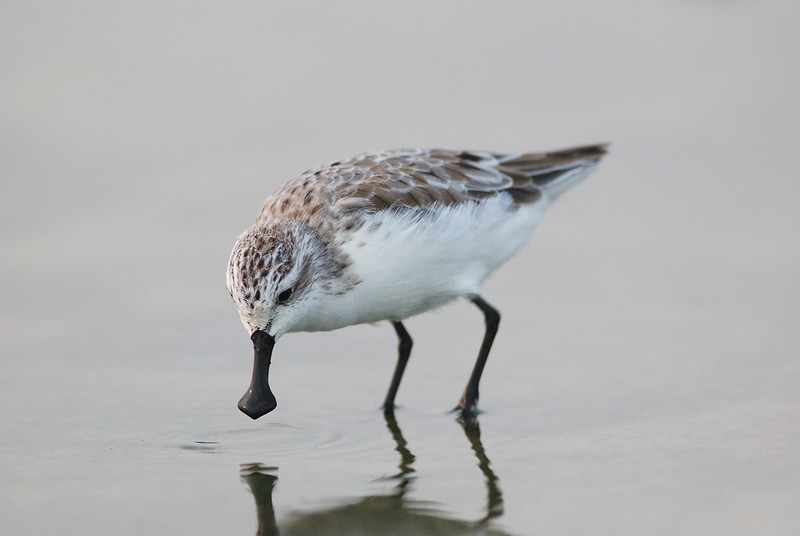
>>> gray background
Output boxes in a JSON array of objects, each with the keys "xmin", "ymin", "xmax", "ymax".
[{"xmin": 2, "ymin": 1, "xmax": 799, "ymax": 535}]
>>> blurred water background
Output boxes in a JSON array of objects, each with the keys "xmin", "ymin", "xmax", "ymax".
[{"xmin": 1, "ymin": 1, "xmax": 799, "ymax": 534}]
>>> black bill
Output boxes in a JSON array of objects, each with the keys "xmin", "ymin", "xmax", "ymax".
[{"xmin": 238, "ymin": 330, "xmax": 277, "ymax": 419}]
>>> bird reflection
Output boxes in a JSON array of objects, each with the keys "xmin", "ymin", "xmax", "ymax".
[
  {"xmin": 241, "ymin": 414, "xmax": 509, "ymax": 536},
  {"xmin": 459, "ymin": 418, "xmax": 504, "ymax": 523},
  {"xmin": 240, "ymin": 464, "xmax": 279, "ymax": 536},
  {"xmin": 381, "ymin": 411, "xmax": 416, "ymax": 495}
]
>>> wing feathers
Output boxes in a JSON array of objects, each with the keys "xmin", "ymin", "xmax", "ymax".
[{"xmin": 260, "ymin": 144, "xmax": 608, "ymax": 224}]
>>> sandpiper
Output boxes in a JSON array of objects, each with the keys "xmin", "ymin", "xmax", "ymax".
[{"xmin": 227, "ymin": 144, "xmax": 608, "ymax": 420}]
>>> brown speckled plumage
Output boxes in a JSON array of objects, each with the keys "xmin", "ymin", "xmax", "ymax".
[{"xmin": 256, "ymin": 145, "xmax": 608, "ymax": 238}]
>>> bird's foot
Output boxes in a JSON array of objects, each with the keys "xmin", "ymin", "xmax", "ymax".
[{"xmin": 451, "ymin": 402, "xmax": 482, "ymax": 423}]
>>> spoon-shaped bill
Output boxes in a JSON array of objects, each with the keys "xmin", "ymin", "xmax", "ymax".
[{"xmin": 238, "ymin": 330, "xmax": 277, "ymax": 419}]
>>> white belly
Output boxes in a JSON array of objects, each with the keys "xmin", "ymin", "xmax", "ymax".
[{"xmin": 295, "ymin": 194, "xmax": 547, "ymax": 332}]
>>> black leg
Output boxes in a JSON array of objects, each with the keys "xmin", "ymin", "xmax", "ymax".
[
  {"xmin": 456, "ymin": 296, "xmax": 501, "ymax": 419},
  {"xmin": 383, "ymin": 320, "xmax": 413, "ymax": 413}
]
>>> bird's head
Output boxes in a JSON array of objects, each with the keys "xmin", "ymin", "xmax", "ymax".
[
  {"xmin": 226, "ymin": 220, "xmax": 326, "ymax": 419},
  {"xmin": 226, "ymin": 221, "xmax": 323, "ymax": 340}
]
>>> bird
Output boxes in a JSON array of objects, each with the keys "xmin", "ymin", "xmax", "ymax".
[{"xmin": 226, "ymin": 144, "xmax": 608, "ymax": 420}]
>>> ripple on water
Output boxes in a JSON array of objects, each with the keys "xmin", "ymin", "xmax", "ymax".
[{"xmin": 158, "ymin": 418, "xmax": 349, "ymax": 458}]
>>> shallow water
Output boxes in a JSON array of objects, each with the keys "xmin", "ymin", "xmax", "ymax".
[{"xmin": 2, "ymin": 1, "xmax": 800, "ymax": 534}]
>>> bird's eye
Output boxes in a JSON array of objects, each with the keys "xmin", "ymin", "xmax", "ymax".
[{"xmin": 277, "ymin": 288, "xmax": 293, "ymax": 304}]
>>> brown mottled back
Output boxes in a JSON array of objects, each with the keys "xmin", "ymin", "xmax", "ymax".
[{"xmin": 256, "ymin": 145, "xmax": 607, "ymax": 234}]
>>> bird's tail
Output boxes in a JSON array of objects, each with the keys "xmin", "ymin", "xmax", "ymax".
[{"xmin": 498, "ymin": 143, "xmax": 609, "ymax": 200}]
